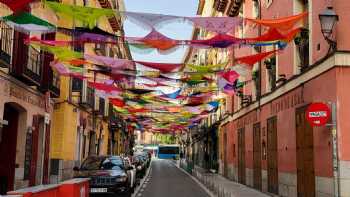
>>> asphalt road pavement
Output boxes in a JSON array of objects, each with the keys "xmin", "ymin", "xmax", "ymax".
[{"xmin": 135, "ymin": 159, "xmax": 210, "ymax": 197}]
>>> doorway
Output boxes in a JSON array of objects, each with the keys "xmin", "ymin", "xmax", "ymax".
[
  {"xmin": 253, "ymin": 123, "xmax": 262, "ymax": 190},
  {"xmin": 267, "ymin": 116, "xmax": 278, "ymax": 194},
  {"xmin": 0, "ymin": 104, "xmax": 20, "ymax": 194},
  {"xmin": 296, "ymin": 106, "xmax": 315, "ymax": 197},
  {"xmin": 238, "ymin": 128, "xmax": 245, "ymax": 184},
  {"xmin": 223, "ymin": 131, "xmax": 228, "ymax": 177}
]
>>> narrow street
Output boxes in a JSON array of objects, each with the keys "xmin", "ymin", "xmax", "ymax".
[{"xmin": 136, "ymin": 159, "xmax": 210, "ymax": 197}]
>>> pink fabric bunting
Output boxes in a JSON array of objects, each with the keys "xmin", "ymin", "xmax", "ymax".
[
  {"xmin": 186, "ymin": 17, "xmax": 242, "ymax": 34},
  {"xmin": 136, "ymin": 61, "xmax": 183, "ymax": 73},
  {"xmin": 88, "ymin": 82, "xmax": 121, "ymax": 93},
  {"xmin": 84, "ymin": 54, "xmax": 134, "ymax": 69},
  {"xmin": 220, "ymin": 70, "xmax": 239, "ymax": 84}
]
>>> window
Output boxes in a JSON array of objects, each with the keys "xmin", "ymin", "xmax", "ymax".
[
  {"xmin": 52, "ymin": 71, "xmax": 60, "ymax": 88},
  {"xmin": 265, "ymin": 56, "xmax": 276, "ymax": 91},
  {"xmin": 27, "ymin": 46, "xmax": 42, "ymax": 75},
  {"xmin": 253, "ymin": 0, "xmax": 260, "ymax": 19},
  {"xmin": 265, "ymin": 0, "xmax": 273, "ymax": 8},
  {"xmin": 0, "ymin": 21, "xmax": 13, "ymax": 65},
  {"xmin": 83, "ymin": 0, "xmax": 88, "ymax": 6}
]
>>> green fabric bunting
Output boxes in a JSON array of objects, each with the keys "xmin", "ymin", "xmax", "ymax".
[
  {"xmin": 32, "ymin": 43, "xmax": 83, "ymax": 61},
  {"xmin": 45, "ymin": 1, "xmax": 115, "ymax": 29},
  {"xmin": 1, "ymin": 12, "xmax": 55, "ymax": 34}
]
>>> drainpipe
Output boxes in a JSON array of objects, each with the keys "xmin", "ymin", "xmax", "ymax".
[{"xmin": 329, "ymin": 102, "xmax": 340, "ymax": 197}]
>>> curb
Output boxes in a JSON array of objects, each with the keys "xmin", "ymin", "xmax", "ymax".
[
  {"xmin": 132, "ymin": 161, "xmax": 152, "ymax": 197},
  {"xmin": 173, "ymin": 161, "xmax": 216, "ymax": 197}
]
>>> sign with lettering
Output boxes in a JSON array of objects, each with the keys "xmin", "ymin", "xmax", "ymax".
[{"xmin": 306, "ymin": 103, "xmax": 330, "ymax": 126}]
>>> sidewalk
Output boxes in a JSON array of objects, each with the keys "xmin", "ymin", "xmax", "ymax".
[{"xmin": 179, "ymin": 160, "xmax": 271, "ymax": 197}]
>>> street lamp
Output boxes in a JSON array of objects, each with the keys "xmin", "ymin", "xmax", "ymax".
[{"xmin": 319, "ymin": 7, "xmax": 339, "ymax": 53}]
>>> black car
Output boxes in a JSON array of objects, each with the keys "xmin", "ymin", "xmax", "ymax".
[{"xmin": 74, "ymin": 155, "xmax": 133, "ymax": 197}]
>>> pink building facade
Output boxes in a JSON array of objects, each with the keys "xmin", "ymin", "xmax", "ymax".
[{"xmin": 217, "ymin": 0, "xmax": 350, "ymax": 196}]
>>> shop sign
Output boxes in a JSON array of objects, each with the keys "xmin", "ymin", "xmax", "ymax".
[{"xmin": 306, "ymin": 103, "xmax": 331, "ymax": 127}]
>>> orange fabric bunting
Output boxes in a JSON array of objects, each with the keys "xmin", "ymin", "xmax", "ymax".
[
  {"xmin": 235, "ymin": 50, "xmax": 278, "ymax": 66},
  {"xmin": 246, "ymin": 12, "xmax": 308, "ymax": 31}
]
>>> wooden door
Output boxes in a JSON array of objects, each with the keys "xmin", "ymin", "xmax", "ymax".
[
  {"xmin": 267, "ymin": 116, "xmax": 278, "ymax": 194},
  {"xmin": 29, "ymin": 115, "xmax": 40, "ymax": 186},
  {"xmin": 253, "ymin": 123, "xmax": 262, "ymax": 190},
  {"xmin": 223, "ymin": 131, "xmax": 228, "ymax": 177},
  {"xmin": 238, "ymin": 128, "xmax": 246, "ymax": 184},
  {"xmin": 0, "ymin": 104, "xmax": 19, "ymax": 194},
  {"xmin": 42, "ymin": 123, "xmax": 50, "ymax": 184},
  {"xmin": 296, "ymin": 106, "xmax": 315, "ymax": 197}
]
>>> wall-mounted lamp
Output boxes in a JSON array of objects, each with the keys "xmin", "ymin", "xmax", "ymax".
[{"xmin": 319, "ymin": 7, "xmax": 339, "ymax": 54}]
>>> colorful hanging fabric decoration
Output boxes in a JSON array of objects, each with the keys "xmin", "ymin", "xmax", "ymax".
[
  {"xmin": 84, "ymin": 54, "xmax": 133, "ymax": 69},
  {"xmin": 190, "ymin": 34, "xmax": 242, "ymax": 48},
  {"xmin": 246, "ymin": 28, "xmax": 302, "ymax": 46},
  {"xmin": 88, "ymin": 82, "xmax": 121, "ymax": 93},
  {"xmin": 187, "ymin": 63, "xmax": 226, "ymax": 73},
  {"xmin": 0, "ymin": 0, "xmax": 36, "ymax": 12},
  {"xmin": 246, "ymin": 12, "xmax": 308, "ymax": 31},
  {"xmin": 32, "ymin": 43, "xmax": 83, "ymax": 61},
  {"xmin": 136, "ymin": 61, "xmax": 183, "ymax": 73},
  {"xmin": 220, "ymin": 70, "xmax": 240, "ymax": 84},
  {"xmin": 45, "ymin": 1, "xmax": 115, "ymax": 29},
  {"xmin": 1, "ymin": 12, "xmax": 56, "ymax": 34},
  {"xmin": 162, "ymin": 89, "xmax": 181, "ymax": 99},
  {"xmin": 235, "ymin": 50, "xmax": 277, "ymax": 67},
  {"xmin": 123, "ymin": 11, "xmax": 184, "ymax": 30},
  {"xmin": 186, "ymin": 16, "xmax": 242, "ymax": 34},
  {"xmin": 137, "ymin": 29, "xmax": 179, "ymax": 51}
]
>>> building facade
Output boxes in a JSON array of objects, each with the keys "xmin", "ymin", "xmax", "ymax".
[
  {"xmin": 0, "ymin": 3, "xmax": 59, "ymax": 194},
  {"xmin": 48, "ymin": 0, "xmax": 132, "ymax": 183},
  {"xmin": 213, "ymin": 0, "xmax": 350, "ymax": 197}
]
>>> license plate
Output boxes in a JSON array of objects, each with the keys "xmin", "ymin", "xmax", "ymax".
[{"xmin": 90, "ymin": 188, "xmax": 107, "ymax": 193}]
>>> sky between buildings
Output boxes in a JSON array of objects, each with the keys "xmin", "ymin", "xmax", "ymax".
[{"xmin": 123, "ymin": 0, "xmax": 199, "ymax": 63}]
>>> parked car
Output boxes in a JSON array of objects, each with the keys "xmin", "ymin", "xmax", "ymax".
[
  {"xmin": 73, "ymin": 155, "xmax": 133, "ymax": 197},
  {"xmin": 123, "ymin": 157, "xmax": 137, "ymax": 190}
]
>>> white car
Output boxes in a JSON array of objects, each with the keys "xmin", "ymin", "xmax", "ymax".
[{"xmin": 123, "ymin": 157, "xmax": 137, "ymax": 191}]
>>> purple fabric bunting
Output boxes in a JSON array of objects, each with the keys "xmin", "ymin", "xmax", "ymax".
[{"xmin": 186, "ymin": 17, "xmax": 242, "ymax": 34}]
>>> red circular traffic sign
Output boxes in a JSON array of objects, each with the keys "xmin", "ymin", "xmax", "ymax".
[{"xmin": 306, "ymin": 103, "xmax": 331, "ymax": 127}]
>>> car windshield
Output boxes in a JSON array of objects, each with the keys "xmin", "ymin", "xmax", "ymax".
[{"xmin": 81, "ymin": 157, "xmax": 124, "ymax": 170}]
